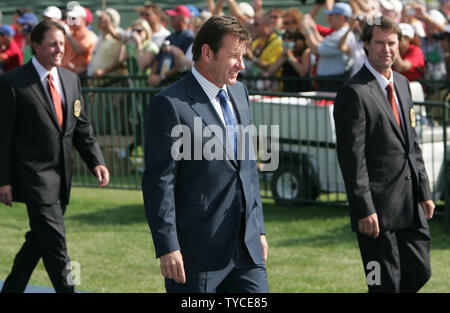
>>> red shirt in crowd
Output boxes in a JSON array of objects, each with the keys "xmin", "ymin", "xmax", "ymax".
[
  {"xmin": 395, "ymin": 44, "xmax": 425, "ymax": 81},
  {"xmin": 316, "ymin": 24, "xmax": 334, "ymax": 37},
  {"xmin": 0, "ymin": 40, "xmax": 23, "ymax": 72},
  {"xmin": 11, "ymin": 24, "xmax": 25, "ymax": 51}
]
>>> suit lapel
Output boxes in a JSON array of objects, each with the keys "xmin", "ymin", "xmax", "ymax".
[
  {"xmin": 227, "ymin": 83, "xmax": 250, "ymax": 126},
  {"xmin": 185, "ymin": 73, "xmax": 237, "ymax": 167},
  {"xmin": 26, "ymin": 62, "xmax": 62, "ymax": 132},
  {"xmin": 58, "ymin": 67, "xmax": 72, "ymax": 134},
  {"xmin": 363, "ymin": 67, "xmax": 406, "ymax": 146}
]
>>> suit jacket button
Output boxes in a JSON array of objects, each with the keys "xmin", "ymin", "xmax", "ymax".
[{"xmin": 406, "ymin": 176, "xmax": 411, "ymax": 180}]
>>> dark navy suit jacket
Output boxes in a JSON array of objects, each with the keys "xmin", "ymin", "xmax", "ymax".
[{"xmin": 142, "ymin": 71, "xmax": 266, "ymax": 273}]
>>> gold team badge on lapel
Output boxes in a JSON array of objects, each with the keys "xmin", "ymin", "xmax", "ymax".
[
  {"xmin": 74, "ymin": 100, "xmax": 81, "ymax": 117},
  {"xmin": 410, "ymin": 108, "xmax": 416, "ymax": 128}
]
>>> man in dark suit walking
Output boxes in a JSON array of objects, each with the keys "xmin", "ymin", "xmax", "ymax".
[
  {"xmin": 334, "ymin": 16, "xmax": 435, "ymax": 293},
  {"xmin": 0, "ymin": 20, "xmax": 109, "ymax": 293},
  {"xmin": 142, "ymin": 16, "xmax": 268, "ymax": 293}
]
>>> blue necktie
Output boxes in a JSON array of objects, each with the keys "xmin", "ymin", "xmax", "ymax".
[{"xmin": 217, "ymin": 89, "xmax": 238, "ymax": 162}]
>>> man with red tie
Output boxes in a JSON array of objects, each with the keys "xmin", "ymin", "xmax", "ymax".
[
  {"xmin": 333, "ymin": 16, "xmax": 435, "ymax": 293},
  {"xmin": 0, "ymin": 20, "xmax": 109, "ymax": 293}
]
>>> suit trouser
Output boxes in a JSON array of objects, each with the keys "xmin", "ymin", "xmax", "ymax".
[
  {"xmin": 1, "ymin": 201, "xmax": 75, "ymax": 293},
  {"xmin": 165, "ymin": 213, "xmax": 269, "ymax": 293},
  {"xmin": 356, "ymin": 217, "xmax": 431, "ymax": 293}
]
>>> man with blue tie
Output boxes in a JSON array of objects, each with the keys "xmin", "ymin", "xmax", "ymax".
[{"xmin": 142, "ymin": 16, "xmax": 269, "ymax": 293}]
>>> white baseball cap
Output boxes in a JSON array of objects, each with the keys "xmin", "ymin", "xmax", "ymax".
[
  {"xmin": 95, "ymin": 8, "xmax": 121, "ymax": 28},
  {"xmin": 427, "ymin": 9, "xmax": 446, "ymax": 26},
  {"xmin": 380, "ymin": 0, "xmax": 403, "ymax": 14},
  {"xmin": 43, "ymin": 6, "xmax": 62, "ymax": 20},
  {"xmin": 239, "ymin": 2, "xmax": 255, "ymax": 18},
  {"xmin": 399, "ymin": 23, "xmax": 415, "ymax": 39},
  {"xmin": 67, "ymin": 5, "xmax": 86, "ymax": 19}
]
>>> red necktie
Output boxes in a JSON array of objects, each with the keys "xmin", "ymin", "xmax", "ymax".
[
  {"xmin": 386, "ymin": 83, "xmax": 401, "ymax": 128},
  {"xmin": 47, "ymin": 72, "xmax": 63, "ymax": 128}
]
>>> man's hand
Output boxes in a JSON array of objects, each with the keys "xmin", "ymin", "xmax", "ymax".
[
  {"xmin": 160, "ymin": 250, "xmax": 186, "ymax": 284},
  {"xmin": 148, "ymin": 74, "xmax": 164, "ymax": 86},
  {"xmin": 358, "ymin": 213, "xmax": 380, "ymax": 239},
  {"xmin": 420, "ymin": 200, "xmax": 435, "ymax": 220},
  {"xmin": 0, "ymin": 185, "xmax": 12, "ymax": 207},
  {"xmin": 93, "ymin": 165, "xmax": 110, "ymax": 187},
  {"xmin": 260, "ymin": 234, "xmax": 268, "ymax": 262}
]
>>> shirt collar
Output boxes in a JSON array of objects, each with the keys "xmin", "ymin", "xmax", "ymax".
[
  {"xmin": 191, "ymin": 65, "xmax": 228, "ymax": 102},
  {"xmin": 365, "ymin": 59, "xmax": 394, "ymax": 91},
  {"xmin": 32, "ymin": 56, "xmax": 59, "ymax": 83}
]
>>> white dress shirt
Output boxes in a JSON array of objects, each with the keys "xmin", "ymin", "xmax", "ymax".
[
  {"xmin": 32, "ymin": 57, "xmax": 66, "ymax": 108},
  {"xmin": 365, "ymin": 60, "xmax": 405, "ymax": 130},
  {"xmin": 191, "ymin": 65, "xmax": 237, "ymax": 126}
]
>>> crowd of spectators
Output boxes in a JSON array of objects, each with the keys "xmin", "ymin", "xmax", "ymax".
[{"xmin": 0, "ymin": 0, "xmax": 449, "ymax": 99}]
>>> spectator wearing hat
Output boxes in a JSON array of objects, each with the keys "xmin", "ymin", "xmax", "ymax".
[
  {"xmin": 393, "ymin": 23, "xmax": 425, "ymax": 82},
  {"xmin": 135, "ymin": 2, "xmax": 171, "ymax": 48},
  {"xmin": 11, "ymin": 7, "xmax": 32, "ymax": 51},
  {"xmin": 169, "ymin": 10, "xmax": 213, "ymax": 75},
  {"xmin": 185, "ymin": 4, "xmax": 201, "ymax": 34},
  {"xmin": 15, "ymin": 13, "xmax": 38, "ymax": 60},
  {"xmin": 42, "ymin": 6, "xmax": 62, "ymax": 22},
  {"xmin": 302, "ymin": 2, "xmax": 356, "ymax": 92},
  {"xmin": 148, "ymin": 5, "xmax": 194, "ymax": 87},
  {"xmin": 61, "ymin": 5, "xmax": 97, "ymax": 75},
  {"xmin": 88, "ymin": 8, "xmax": 127, "ymax": 81},
  {"xmin": 16, "ymin": 13, "xmax": 39, "ymax": 64},
  {"xmin": 20, "ymin": 22, "xmax": 34, "ymax": 64},
  {"xmin": 0, "ymin": 25, "xmax": 22, "ymax": 73}
]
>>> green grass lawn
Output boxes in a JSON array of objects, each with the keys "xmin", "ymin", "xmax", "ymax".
[{"xmin": 0, "ymin": 187, "xmax": 449, "ymax": 293}]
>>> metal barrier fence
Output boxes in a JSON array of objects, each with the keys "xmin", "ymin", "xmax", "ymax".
[{"xmin": 75, "ymin": 77, "xmax": 450, "ymax": 233}]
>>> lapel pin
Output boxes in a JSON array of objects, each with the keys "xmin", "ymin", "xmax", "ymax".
[
  {"xmin": 74, "ymin": 99, "xmax": 81, "ymax": 117},
  {"xmin": 410, "ymin": 108, "xmax": 416, "ymax": 128}
]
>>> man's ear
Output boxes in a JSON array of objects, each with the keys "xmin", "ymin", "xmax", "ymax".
[
  {"xmin": 31, "ymin": 42, "xmax": 39, "ymax": 55},
  {"xmin": 201, "ymin": 43, "xmax": 213, "ymax": 64}
]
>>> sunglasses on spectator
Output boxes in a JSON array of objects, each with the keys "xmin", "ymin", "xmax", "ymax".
[
  {"xmin": 140, "ymin": 12, "xmax": 150, "ymax": 17},
  {"xmin": 283, "ymin": 20, "xmax": 297, "ymax": 26},
  {"xmin": 132, "ymin": 29, "xmax": 144, "ymax": 33},
  {"xmin": 270, "ymin": 15, "xmax": 279, "ymax": 19}
]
